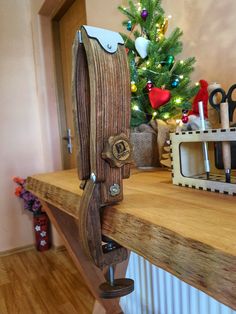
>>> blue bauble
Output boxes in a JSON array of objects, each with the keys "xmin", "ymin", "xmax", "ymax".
[
  {"xmin": 171, "ymin": 78, "xmax": 180, "ymax": 87},
  {"xmin": 127, "ymin": 21, "xmax": 132, "ymax": 31}
]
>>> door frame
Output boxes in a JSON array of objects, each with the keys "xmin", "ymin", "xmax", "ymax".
[{"xmin": 31, "ymin": 0, "xmax": 78, "ymax": 171}]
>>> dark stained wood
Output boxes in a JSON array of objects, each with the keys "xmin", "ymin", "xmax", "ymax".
[
  {"xmin": 72, "ymin": 34, "xmax": 91, "ymax": 180},
  {"xmin": 71, "ymin": 27, "xmax": 132, "ymax": 292},
  {"xmin": 79, "ymin": 27, "xmax": 131, "ymax": 205}
]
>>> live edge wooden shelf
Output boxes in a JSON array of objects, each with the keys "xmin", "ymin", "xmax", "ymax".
[{"xmin": 27, "ymin": 168, "xmax": 236, "ymax": 311}]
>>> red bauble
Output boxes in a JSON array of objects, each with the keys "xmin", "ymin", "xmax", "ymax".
[
  {"xmin": 182, "ymin": 115, "xmax": 189, "ymax": 124},
  {"xmin": 149, "ymin": 87, "xmax": 171, "ymax": 109},
  {"xmin": 146, "ymin": 81, "xmax": 153, "ymax": 91}
]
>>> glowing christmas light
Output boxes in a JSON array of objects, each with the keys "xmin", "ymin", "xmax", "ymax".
[
  {"xmin": 174, "ymin": 97, "xmax": 182, "ymax": 104},
  {"xmin": 133, "ymin": 105, "xmax": 140, "ymax": 111},
  {"xmin": 163, "ymin": 112, "xmax": 170, "ymax": 119}
]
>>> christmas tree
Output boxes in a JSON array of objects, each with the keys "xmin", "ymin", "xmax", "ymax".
[{"xmin": 118, "ymin": 0, "xmax": 199, "ymax": 127}]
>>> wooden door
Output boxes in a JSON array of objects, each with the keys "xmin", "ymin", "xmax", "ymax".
[{"xmin": 54, "ymin": 0, "xmax": 86, "ymax": 169}]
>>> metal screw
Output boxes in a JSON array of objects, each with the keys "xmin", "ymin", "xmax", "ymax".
[
  {"xmin": 109, "ymin": 184, "xmax": 120, "ymax": 196},
  {"xmin": 90, "ymin": 172, "xmax": 97, "ymax": 183},
  {"xmin": 108, "ymin": 265, "xmax": 115, "ymax": 286},
  {"xmin": 107, "ymin": 44, "xmax": 112, "ymax": 50}
]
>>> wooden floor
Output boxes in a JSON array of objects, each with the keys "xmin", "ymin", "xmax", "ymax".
[{"xmin": 0, "ymin": 247, "xmax": 95, "ymax": 313}]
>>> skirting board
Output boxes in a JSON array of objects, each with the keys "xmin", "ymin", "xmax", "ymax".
[{"xmin": 170, "ymin": 128, "xmax": 236, "ymax": 195}]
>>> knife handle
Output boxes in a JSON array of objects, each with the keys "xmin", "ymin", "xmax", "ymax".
[{"xmin": 220, "ymin": 102, "xmax": 231, "ymax": 171}]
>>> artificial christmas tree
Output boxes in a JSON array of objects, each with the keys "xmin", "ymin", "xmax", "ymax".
[{"xmin": 118, "ymin": 0, "xmax": 199, "ymax": 127}]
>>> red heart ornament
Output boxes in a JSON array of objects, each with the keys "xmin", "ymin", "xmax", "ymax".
[{"xmin": 149, "ymin": 87, "xmax": 171, "ymax": 109}]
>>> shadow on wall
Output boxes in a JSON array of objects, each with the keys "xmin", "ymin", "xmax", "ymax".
[{"xmin": 182, "ymin": 0, "xmax": 236, "ymax": 87}]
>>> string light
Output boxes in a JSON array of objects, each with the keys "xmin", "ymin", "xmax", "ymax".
[
  {"xmin": 180, "ymin": 60, "xmax": 184, "ymax": 64},
  {"xmin": 195, "ymin": 82, "xmax": 200, "ymax": 86},
  {"xmin": 179, "ymin": 75, "xmax": 184, "ymax": 79},
  {"xmin": 137, "ymin": 2, "xmax": 142, "ymax": 11},
  {"xmin": 174, "ymin": 97, "xmax": 182, "ymax": 104},
  {"xmin": 152, "ymin": 112, "xmax": 158, "ymax": 117},
  {"xmin": 133, "ymin": 105, "xmax": 140, "ymax": 111},
  {"xmin": 168, "ymin": 15, "xmax": 172, "ymax": 19},
  {"xmin": 163, "ymin": 113, "xmax": 170, "ymax": 119}
]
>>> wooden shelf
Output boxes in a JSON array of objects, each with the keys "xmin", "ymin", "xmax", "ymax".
[{"xmin": 27, "ymin": 168, "xmax": 236, "ymax": 310}]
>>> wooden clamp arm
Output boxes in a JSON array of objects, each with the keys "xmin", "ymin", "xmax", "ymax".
[{"xmin": 72, "ymin": 26, "xmax": 132, "ymax": 272}]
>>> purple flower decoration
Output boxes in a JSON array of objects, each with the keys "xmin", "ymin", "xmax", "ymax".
[{"xmin": 13, "ymin": 177, "xmax": 42, "ymax": 214}]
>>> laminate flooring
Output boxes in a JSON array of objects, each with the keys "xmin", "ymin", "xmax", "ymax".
[{"xmin": 0, "ymin": 248, "xmax": 94, "ymax": 313}]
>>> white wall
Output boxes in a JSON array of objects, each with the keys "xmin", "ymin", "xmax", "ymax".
[
  {"xmin": 0, "ymin": 0, "xmax": 45, "ymax": 251},
  {"xmin": 0, "ymin": 0, "xmax": 62, "ymax": 252}
]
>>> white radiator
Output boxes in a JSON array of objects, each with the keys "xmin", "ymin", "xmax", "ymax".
[{"xmin": 120, "ymin": 252, "xmax": 236, "ymax": 314}]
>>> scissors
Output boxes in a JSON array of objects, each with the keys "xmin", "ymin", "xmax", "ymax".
[{"xmin": 209, "ymin": 84, "xmax": 236, "ymax": 122}]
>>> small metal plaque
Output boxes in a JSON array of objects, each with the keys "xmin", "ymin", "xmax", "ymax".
[
  {"xmin": 112, "ymin": 139, "xmax": 131, "ymax": 161},
  {"xmin": 82, "ymin": 25, "xmax": 124, "ymax": 53}
]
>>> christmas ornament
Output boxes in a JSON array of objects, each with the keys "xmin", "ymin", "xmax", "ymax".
[
  {"xmin": 141, "ymin": 8, "xmax": 148, "ymax": 20},
  {"xmin": 171, "ymin": 78, "xmax": 180, "ymax": 88},
  {"xmin": 135, "ymin": 37, "xmax": 150, "ymax": 59},
  {"xmin": 157, "ymin": 18, "xmax": 168, "ymax": 39},
  {"xmin": 181, "ymin": 109, "xmax": 189, "ymax": 124},
  {"xmin": 127, "ymin": 20, "xmax": 132, "ymax": 31},
  {"xmin": 149, "ymin": 87, "xmax": 171, "ymax": 109},
  {"xmin": 166, "ymin": 55, "xmax": 174, "ymax": 68},
  {"xmin": 189, "ymin": 79, "xmax": 209, "ymax": 118},
  {"xmin": 161, "ymin": 18, "xmax": 168, "ymax": 35},
  {"xmin": 131, "ymin": 81, "xmax": 137, "ymax": 93},
  {"xmin": 146, "ymin": 80, "xmax": 153, "ymax": 91}
]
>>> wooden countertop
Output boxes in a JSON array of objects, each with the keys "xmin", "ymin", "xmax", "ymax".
[{"xmin": 27, "ymin": 168, "xmax": 236, "ymax": 310}]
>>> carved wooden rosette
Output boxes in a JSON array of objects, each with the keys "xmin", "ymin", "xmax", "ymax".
[{"xmin": 72, "ymin": 26, "xmax": 132, "ymax": 270}]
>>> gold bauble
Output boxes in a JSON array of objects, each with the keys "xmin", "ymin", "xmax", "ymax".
[{"xmin": 131, "ymin": 83, "xmax": 137, "ymax": 93}]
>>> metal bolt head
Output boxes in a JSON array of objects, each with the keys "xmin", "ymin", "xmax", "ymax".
[
  {"xmin": 109, "ymin": 183, "xmax": 120, "ymax": 196},
  {"xmin": 107, "ymin": 44, "xmax": 112, "ymax": 50},
  {"xmin": 90, "ymin": 172, "xmax": 97, "ymax": 183}
]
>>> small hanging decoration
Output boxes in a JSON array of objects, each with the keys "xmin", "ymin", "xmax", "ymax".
[
  {"xmin": 161, "ymin": 18, "xmax": 169, "ymax": 35},
  {"xmin": 146, "ymin": 80, "xmax": 153, "ymax": 91},
  {"xmin": 157, "ymin": 17, "xmax": 169, "ymax": 40},
  {"xmin": 141, "ymin": 8, "xmax": 148, "ymax": 20},
  {"xmin": 149, "ymin": 87, "xmax": 171, "ymax": 109},
  {"xmin": 171, "ymin": 78, "xmax": 180, "ymax": 88},
  {"xmin": 166, "ymin": 55, "xmax": 175, "ymax": 68},
  {"xmin": 181, "ymin": 109, "xmax": 189, "ymax": 124},
  {"xmin": 131, "ymin": 81, "xmax": 137, "ymax": 93},
  {"xmin": 127, "ymin": 20, "xmax": 132, "ymax": 31},
  {"xmin": 135, "ymin": 37, "xmax": 150, "ymax": 58}
]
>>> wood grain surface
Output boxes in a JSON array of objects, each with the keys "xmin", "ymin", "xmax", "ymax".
[
  {"xmin": 27, "ymin": 168, "xmax": 236, "ymax": 310},
  {"xmin": 0, "ymin": 248, "xmax": 94, "ymax": 314}
]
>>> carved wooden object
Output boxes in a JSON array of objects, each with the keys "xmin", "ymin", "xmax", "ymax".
[{"xmin": 72, "ymin": 25, "xmax": 134, "ymax": 297}]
